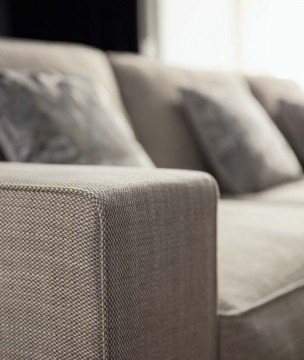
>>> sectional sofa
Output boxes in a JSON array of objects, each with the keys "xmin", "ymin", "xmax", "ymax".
[{"xmin": 0, "ymin": 38, "xmax": 303, "ymax": 360}]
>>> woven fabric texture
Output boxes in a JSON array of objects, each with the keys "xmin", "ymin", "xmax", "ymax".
[{"xmin": 0, "ymin": 163, "xmax": 218, "ymax": 360}]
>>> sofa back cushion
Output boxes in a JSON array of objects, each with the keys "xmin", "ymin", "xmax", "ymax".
[
  {"xmin": 248, "ymin": 75, "xmax": 304, "ymax": 169},
  {"xmin": 247, "ymin": 76, "xmax": 304, "ymax": 118},
  {"xmin": 110, "ymin": 53, "xmax": 222, "ymax": 170}
]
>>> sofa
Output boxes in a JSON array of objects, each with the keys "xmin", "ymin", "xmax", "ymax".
[{"xmin": 0, "ymin": 38, "xmax": 303, "ymax": 360}]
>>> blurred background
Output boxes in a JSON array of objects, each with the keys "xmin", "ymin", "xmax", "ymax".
[{"xmin": 0, "ymin": 0, "xmax": 304, "ymax": 84}]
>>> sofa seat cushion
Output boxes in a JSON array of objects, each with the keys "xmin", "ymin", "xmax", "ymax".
[
  {"xmin": 218, "ymin": 199, "xmax": 304, "ymax": 359},
  {"xmin": 233, "ymin": 177, "xmax": 304, "ymax": 205}
]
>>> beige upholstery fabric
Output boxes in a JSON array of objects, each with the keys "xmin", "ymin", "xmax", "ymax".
[
  {"xmin": 218, "ymin": 199, "xmax": 304, "ymax": 359},
  {"xmin": 0, "ymin": 163, "xmax": 217, "ymax": 360},
  {"xmin": 247, "ymin": 75, "xmax": 304, "ymax": 118},
  {"xmin": 247, "ymin": 76, "xmax": 304, "ymax": 169},
  {"xmin": 0, "ymin": 37, "xmax": 127, "ymax": 118},
  {"xmin": 110, "ymin": 53, "xmax": 235, "ymax": 170}
]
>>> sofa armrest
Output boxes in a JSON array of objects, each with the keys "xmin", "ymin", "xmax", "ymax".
[{"xmin": 0, "ymin": 163, "xmax": 218, "ymax": 360}]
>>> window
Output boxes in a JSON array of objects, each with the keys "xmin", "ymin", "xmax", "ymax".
[{"xmin": 139, "ymin": 0, "xmax": 304, "ymax": 85}]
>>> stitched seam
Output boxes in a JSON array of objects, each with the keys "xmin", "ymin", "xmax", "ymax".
[
  {"xmin": 196, "ymin": 176, "xmax": 219, "ymax": 360},
  {"xmin": 94, "ymin": 197, "xmax": 109, "ymax": 360},
  {"xmin": 208, "ymin": 178, "xmax": 220, "ymax": 360}
]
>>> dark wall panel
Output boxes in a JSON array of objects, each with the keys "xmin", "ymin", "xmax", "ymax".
[{"xmin": 2, "ymin": 0, "xmax": 138, "ymax": 52}]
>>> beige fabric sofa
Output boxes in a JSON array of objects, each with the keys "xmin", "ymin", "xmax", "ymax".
[
  {"xmin": 0, "ymin": 38, "xmax": 303, "ymax": 360},
  {"xmin": 110, "ymin": 52, "xmax": 304, "ymax": 360}
]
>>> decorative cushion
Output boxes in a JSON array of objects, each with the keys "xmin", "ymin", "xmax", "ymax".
[
  {"xmin": 0, "ymin": 38, "xmax": 127, "ymax": 117},
  {"xmin": 276, "ymin": 100, "xmax": 304, "ymax": 168},
  {"xmin": 0, "ymin": 70, "xmax": 154, "ymax": 167},
  {"xmin": 181, "ymin": 81, "xmax": 301, "ymax": 194}
]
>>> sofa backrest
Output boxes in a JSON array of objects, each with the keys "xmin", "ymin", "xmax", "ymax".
[
  {"xmin": 109, "ymin": 53, "xmax": 209, "ymax": 170},
  {"xmin": 2, "ymin": 38, "xmax": 300, "ymax": 171},
  {"xmin": 109, "ymin": 53, "xmax": 304, "ymax": 171},
  {"xmin": 247, "ymin": 75, "xmax": 304, "ymax": 118}
]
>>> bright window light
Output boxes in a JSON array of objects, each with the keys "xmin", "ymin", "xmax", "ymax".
[
  {"xmin": 242, "ymin": 0, "xmax": 304, "ymax": 86},
  {"xmin": 149, "ymin": 0, "xmax": 304, "ymax": 86}
]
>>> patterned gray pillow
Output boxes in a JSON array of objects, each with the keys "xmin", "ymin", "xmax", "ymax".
[
  {"xmin": 181, "ymin": 83, "xmax": 302, "ymax": 194},
  {"xmin": 0, "ymin": 70, "xmax": 154, "ymax": 167}
]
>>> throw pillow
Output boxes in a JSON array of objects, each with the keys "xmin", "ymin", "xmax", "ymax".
[
  {"xmin": 181, "ymin": 82, "xmax": 301, "ymax": 194},
  {"xmin": 0, "ymin": 70, "xmax": 154, "ymax": 167}
]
